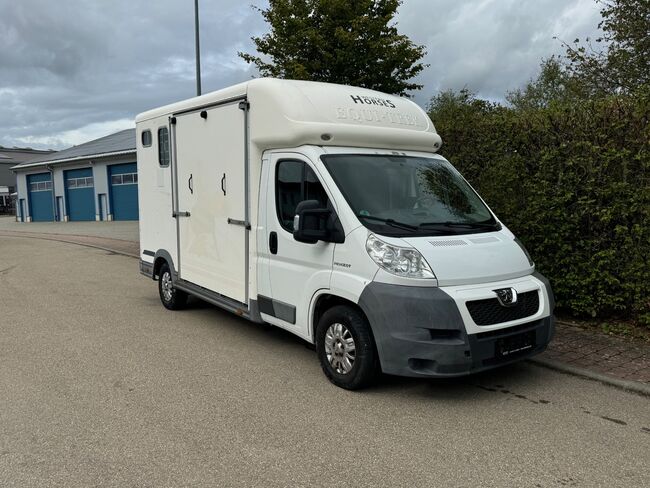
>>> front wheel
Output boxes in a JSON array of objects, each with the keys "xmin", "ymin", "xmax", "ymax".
[
  {"xmin": 158, "ymin": 263, "xmax": 188, "ymax": 310},
  {"xmin": 315, "ymin": 305, "xmax": 378, "ymax": 390}
]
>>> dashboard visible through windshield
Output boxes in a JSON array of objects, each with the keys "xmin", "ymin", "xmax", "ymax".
[{"xmin": 321, "ymin": 154, "xmax": 500, "ymax": 237}]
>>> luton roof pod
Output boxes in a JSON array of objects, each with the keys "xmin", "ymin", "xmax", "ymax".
[
  {"xmin": 136, "ymin": 78, "xmax": 554, "ymax": 391},
  {"xmin": 135, "ymin": 78, "xmax": 443, "ymax": 154}
]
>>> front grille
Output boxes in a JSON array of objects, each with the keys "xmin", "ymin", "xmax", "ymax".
[{"xmin": 466, "ymin": 290, "xmax": 540, "ymax": 326}]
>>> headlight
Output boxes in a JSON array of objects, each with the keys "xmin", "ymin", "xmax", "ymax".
[{"xmin": 365, "ymin": 234, "xmax": 435, "ymax": 279}]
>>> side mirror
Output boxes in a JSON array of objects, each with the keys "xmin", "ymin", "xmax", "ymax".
[{"xmin": 293, "ymin": 200, "xmax": 331, "ymax": 244}]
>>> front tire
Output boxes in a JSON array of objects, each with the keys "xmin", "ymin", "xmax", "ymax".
[
  {"xmin": 316, "ymin": 305, "xmax": 378, "ymax": 390},
  {"xmin": 158, "ymin": 263, "xmax": 188, "ymax": 310}
]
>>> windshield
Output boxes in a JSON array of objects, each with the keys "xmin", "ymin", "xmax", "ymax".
[{"xmin": 321, "ymin": 154, "xmax": 499, "ymax": 237}]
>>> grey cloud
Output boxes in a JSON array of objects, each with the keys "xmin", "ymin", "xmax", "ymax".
[
  {"xmin": 0, "ymin": 0, "xmax": 602, "ymax": 150},
  {"xmin": 399, "ymin": 0, "xmax": 602, "ymax": 105}
]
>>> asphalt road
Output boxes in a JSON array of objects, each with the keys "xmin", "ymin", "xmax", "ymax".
[{"xmin": 1, "ymin": 236, "xmax": 648, "ymax": 487}]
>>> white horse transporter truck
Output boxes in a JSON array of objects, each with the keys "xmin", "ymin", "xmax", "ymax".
[{"xmin": 136, "ymin": 78, "xmax": 554, "ymax": 389}]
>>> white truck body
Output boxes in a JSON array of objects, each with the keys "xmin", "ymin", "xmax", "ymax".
[{"xmin": 137, "ymin": 78, "xmax": 554, "ymax": 388}]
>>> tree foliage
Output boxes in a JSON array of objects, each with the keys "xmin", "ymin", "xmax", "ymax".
[
  {"xmin": 239, "ymin": 0, "xmax": 427, "ymax": 95},
  {"xmin": 506, "ymin": 58, "xmax": 580, "ymax": 110},
  {"xmin": 562, "ymin": 0, "xmax": 650, "ymax": 94}
]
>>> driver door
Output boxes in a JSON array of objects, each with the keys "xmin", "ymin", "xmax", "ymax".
[{"xmin": 262, "ymin": 154, "xmax": 336, "ymax": 336}]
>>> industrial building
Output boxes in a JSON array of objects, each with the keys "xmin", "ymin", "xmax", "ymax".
[
  {"xmin": 0, "ymin": 146, "xmax": 55, "ymax": 213},
  {"xmin": 12, "ymin": 129, "xmax": 138, "ymax": 222}
]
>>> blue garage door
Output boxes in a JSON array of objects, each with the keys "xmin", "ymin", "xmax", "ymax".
[
  {"xmin": 27, "ymin": 173, "xmax": 54, "ymax": 222},
  {"xmin": 65, "ymin": 168, "xmax": 95, "ymax": 221},
  {"xmin": 109, "ymin": 163, "xmax": 139, "ymax": 220}
]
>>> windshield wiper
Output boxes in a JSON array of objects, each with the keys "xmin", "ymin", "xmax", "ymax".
[
  {"xmin": 418, "ymin": 221, "xmax": 501, "ymax": 230},
  {"xmin": 357, "ymin": 215, "xmax": 418, "ymax": 232}
]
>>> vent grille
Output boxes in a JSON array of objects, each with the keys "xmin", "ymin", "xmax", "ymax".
[
  {"xmin": 469, "ymin": 236, "xmax": 500, "ymax": 244},
  {"xmin": 466, "ymin": 290, "xmax": 540, "ymax": 326},
  {"xmin": 428, "ymin": 239, "xmax": 468, "ymax": 247}
]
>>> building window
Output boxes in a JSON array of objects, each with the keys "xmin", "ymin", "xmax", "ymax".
[
  {"xmin": 111, "ymin": 172, "xmax": 138, "ymax": 185},
  {"xmin": 141, "ymin": 130, "xmax": 152, "ymax": 147},
  {"xmin": 158, "ymin": 127, "xmax": 170, "ymax": 167},
  {"xmin": 29, "ymin": 181, "xmax": 52, "ymax": 192},
  {"xmin": 67, "ymin": 177, "xmax": 94, "ymax": 189}
]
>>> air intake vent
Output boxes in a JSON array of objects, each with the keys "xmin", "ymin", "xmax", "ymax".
[
  {"xmin": 469, "ymin": 236, "xmax": 500, "ymax": 244},
  {"xmin": 466, "ymin": 291, "xmax": 540, "ymax": 326},
  {"xmin": 428, "ymin": 239, "xmax": 468, "ymax": 247}
]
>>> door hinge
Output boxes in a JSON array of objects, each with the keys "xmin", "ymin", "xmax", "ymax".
[
  {"xmin": 238, "ymin": 101, "xmax": 250, "ymax": 111},
  {"xmin": 173, "ymin": 211, "xmax": 191, "ymax": 218}
]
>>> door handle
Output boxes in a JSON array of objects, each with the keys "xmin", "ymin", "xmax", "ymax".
[
  {"xmin": 221, "ymin": 173, "xmax": 226, "ymax": 196},
  {"xmin": 227, "ymin": 218, "xmax": 251, "ymax": 230},
  {"xmin": 269, "ymin": 231, "xmax": 278, "ymax": 255},
  {"xmin": 188, "ymin": 174, "xmax": 193, "ymax": 194}
]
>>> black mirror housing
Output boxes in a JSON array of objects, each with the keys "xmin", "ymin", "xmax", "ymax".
[{"xmin": 293, "ymin": 200, "xmax": 330, "ymax": 243}]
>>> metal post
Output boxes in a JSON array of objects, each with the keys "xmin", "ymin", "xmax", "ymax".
[
  {"xmin": 194, "ymin": 0, "xmax": 202, "ymax": 96},
  {"xmin": 47, "ymin": 165, "xmax": 57, "ymax": 222}
]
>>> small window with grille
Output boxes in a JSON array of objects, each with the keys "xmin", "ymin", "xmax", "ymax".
[{"xmin": 158, "ymin": 127, "xmax": 170, "ymax": 167}]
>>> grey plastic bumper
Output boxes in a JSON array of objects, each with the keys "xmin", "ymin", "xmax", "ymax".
[{"xmin": 358, "ymin": 278, "xmax": 555, "ymax": 378}]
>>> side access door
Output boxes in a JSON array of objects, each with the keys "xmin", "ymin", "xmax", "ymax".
[
  {"xmin": 261, "ymin": 154, "xmax": 336, "ymax": 336},
  {"xmin": 173, "ymin": 100, "xmax": 249, "ymax": 304}
]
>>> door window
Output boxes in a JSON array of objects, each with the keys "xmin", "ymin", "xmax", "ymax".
[{"xmin": 276, "ymin": 160, "xmax": 329, "ymax": 232}]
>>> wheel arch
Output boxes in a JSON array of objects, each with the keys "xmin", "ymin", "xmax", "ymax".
[
  {"xmin": 152, "ymin": 249, "xmax": 177, "ymax": 281},
  {"xmin": 310, "ymin": 292, "xmax": 373, "ymax": 343}
]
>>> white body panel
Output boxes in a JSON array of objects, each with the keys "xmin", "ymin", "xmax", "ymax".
[
  {"xmin": 258, "ymin": 151, "xmax": 336, "ymax": 339},
  {"xmin": 137, "ymin": 117, "xmax": 177, "ymax": 270},
  {"xmin": 174, "ymin": 102, "xmax": 248, "ymax": 303},
  {"xmin": 390, "ymin": 231, "xmax": 533, "ymax": 287}
]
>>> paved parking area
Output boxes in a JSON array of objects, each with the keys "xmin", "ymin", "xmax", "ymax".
[
  {"xmin": 0, "ymin": 236, "xmax": 649, "ymax": 487},
  {"xmin": 0, "ymin": 216, "xmax": 138, "ymax": 242}
]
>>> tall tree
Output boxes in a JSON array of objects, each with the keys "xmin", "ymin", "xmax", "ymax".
[
  {"xmin": 562, "ymin": 0, "xmax": 650, "ymax": 94},
  {"xmin": 238, "ymin": 0, "xmax": 427, "ymax": 96}
]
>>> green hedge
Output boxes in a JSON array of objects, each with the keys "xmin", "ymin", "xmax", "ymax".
[{"xmin": 428, "ymin": 90, "xmax": 650, "ymax": 325}]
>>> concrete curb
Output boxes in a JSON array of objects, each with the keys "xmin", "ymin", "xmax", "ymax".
[{"xmin": 528, "ymin": 357, "xmax": 650, "ymax": 398}]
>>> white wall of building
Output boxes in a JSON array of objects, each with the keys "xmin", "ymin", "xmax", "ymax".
[{"xmin": 15, "ymin": 172, "xmax": 28, "ymax": 221}]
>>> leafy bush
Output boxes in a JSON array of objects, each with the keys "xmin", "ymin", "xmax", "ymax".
[{"xmin": 428, "ymin": 88, "xmax": 650, "ymax": 325}]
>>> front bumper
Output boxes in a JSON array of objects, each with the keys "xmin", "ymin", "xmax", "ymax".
[{"xmin": 357, "ymin": 272, "xmax": 555, "ymax": 378}]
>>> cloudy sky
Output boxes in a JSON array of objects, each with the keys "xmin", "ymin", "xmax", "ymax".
[{"xmin": 0, "ymin": 0, "xmax": 602, "ymax": 150}]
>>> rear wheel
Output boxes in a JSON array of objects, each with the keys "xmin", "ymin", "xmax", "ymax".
[
  {"xmin": 316, "ymin": 305, "xmax": 378, "ymax": 390},
  {"xmin": 158, "ymin": 263, "xmax": 188, "ymax": 310}
]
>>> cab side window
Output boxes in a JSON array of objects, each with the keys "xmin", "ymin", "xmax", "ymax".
[{"xmin": 276, "ymin": 160, "xmax": 329, "ymax": 232}]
